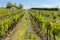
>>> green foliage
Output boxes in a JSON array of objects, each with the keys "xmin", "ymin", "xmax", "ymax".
[
  {"xmin": 6, "ymin": 2, "xmax": 12, "ymax": 9},
  {"xmin": 29, "ymin": 9, "xmax": 60, "ymax": 40},
  {"xmin": 6, "ymin": 2, "xmax": 24, "ymax": 9},
  {"xmin": 31, "ymin": 8, "xmax": 59, "ymax": 11},
  {"xmin": 18, "ymin": 4, "xmax": 23, "ymax": 9},
  {"xmin": 45, "ymin": 21, "xmax": 53, "ymax": 30},
  {"xmin": 37, "ymin": 17, "xmax": 45, "ymax": 24},
  {"xmin": 52, "ymin": 24, "xmax": 60, "ymax": 36},
  {"xmin": 0, "ymin": 23, "xmax": 4, "ymax": 36},
  {"xmin": 0, "ymin": 9, "xmax": 25, "ymax": 36},
  {"xmin": 13, "ymin": 3, "xmax": 18, "ymax": 8}
]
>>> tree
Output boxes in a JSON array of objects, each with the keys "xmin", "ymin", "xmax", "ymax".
[
  {"xmin": 13, "ymin": 3, "xmax": 18, "ymax": 9},
  {"xmin": 6, "ymin": 2, "xmax": 12, "ymax": 9},
  {"xmin": 18, "ymin": 4, "xmax": 23, "ymax": 9}
]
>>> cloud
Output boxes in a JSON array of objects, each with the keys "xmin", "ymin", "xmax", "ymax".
[
  {"xmin": 43, "ymin": 5, "xmax": 52, "ymax": 8},
  {"xmin": 43, "ymin": 5, "xmax": 50, "ymax": 7},
  {"xmin": 42, "ymin": 4, "xmax": 60, "ymax": 8}
]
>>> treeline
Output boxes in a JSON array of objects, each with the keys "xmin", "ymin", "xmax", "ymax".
[
  {"xmin": 6, "ymin": 2, "xmax": 23, "ymax": 9},
  {"xmin": 31, "ymin": 8, "xmax": 59, "ymax": 11}
]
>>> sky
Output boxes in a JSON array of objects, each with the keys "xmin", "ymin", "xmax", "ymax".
[{"xmin": 0, "ymin": 0, "xmax": 60, "ymax": 8}]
